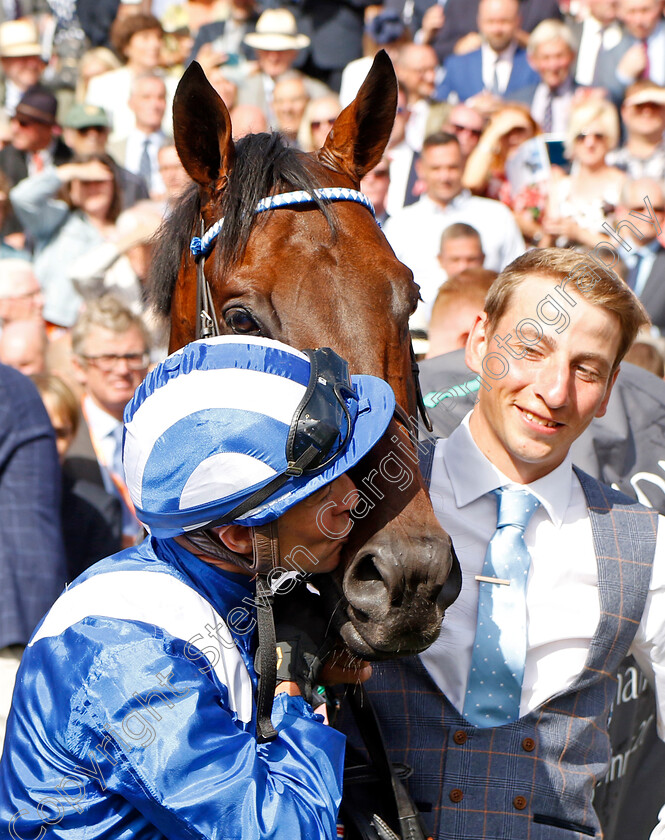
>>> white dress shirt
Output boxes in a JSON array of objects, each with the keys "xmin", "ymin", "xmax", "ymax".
[
  {"xmin": 575, "ymin": 16, "xmax": 622, "ymax": 86},
  {"xmin": 386, "ymin": 141, "xmax": 417, "ymax": 217},
  {"xmin": 421, "ymin": 413, "xmax": 665, "ymax": 744},
  {"xmin": 530, "ymin": 78, "xmax": 575, "ymax": 135},
  {"xmin": 83, "ymin": 394, "xmax": 121, "ymax": 481},
  {"xmin": 124, "ymin": 130, "xmax": 166, "ymax": 195},
  {"xmin": 481, "ymin": 42, "xmax": 517, "ymax": 94},
  {"xmin": 383, "ymin": 191, "xmax": 525, "ymax": 286}
]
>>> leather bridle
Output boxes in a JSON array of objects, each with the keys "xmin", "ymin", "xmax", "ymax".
[
  {"xmin": 190, "ymin": 187, "xmax": 433, "ymax": 435},
  {"xmin": 188, "ymin": 187, "xmax": 433, "ymax": 742}
]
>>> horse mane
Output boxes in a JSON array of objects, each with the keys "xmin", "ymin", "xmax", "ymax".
[{"xmin": 150, "ymin": 132, "xmax": 337, "ymax": 317}]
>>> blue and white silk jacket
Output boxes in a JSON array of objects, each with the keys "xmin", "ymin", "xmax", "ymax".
[{"xmin": 0, "ymin": 538, "xmax": 345, "ymax": 839}]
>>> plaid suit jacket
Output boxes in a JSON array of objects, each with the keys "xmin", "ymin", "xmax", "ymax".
[
  {"xmin": 359, "ymin": 469, "xmax": 658, "ymax": 840},
  {"xmin": 0, "ymin": 365, "xmax": 66, "ymax": 648}
]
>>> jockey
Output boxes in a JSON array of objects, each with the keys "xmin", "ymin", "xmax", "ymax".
[{"xmin": 0, "ymin": 335, "xmax": 395, "ymax": 839}]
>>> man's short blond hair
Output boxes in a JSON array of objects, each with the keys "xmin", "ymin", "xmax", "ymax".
[
  {"xmin": 527, "ymin": 19, "xmax": 576, "ymax": 54},
  {"xmin": 71, "ymin": 295, "xmax": 151, "ymax": 358},
  {"xmin": 484, "ymin": 248, "xmax": 649, "ymax": 370},
  {"xmin": 0, "ymin": 259, "xmax": 36, "ymax": 298}
]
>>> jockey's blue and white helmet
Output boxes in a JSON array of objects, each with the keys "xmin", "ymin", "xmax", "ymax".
[{"xmin": 123, "ymin": 335, "xmax": 395, "ymax": 539}]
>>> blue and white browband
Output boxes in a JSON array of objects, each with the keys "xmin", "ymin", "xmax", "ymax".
[{"xmin": 190, "ymin": 187, "xmax": 377, "ymax": 257}]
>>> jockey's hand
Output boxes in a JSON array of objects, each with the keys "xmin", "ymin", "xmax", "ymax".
[{"xmin": 258, "ymin": 580, "xmax": 337, "ymax": 707}]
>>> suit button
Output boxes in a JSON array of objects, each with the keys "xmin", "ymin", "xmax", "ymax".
[
  {"xmin": 521, "ymin": 737, "xmax": 536, "ymax": 752},
  {"xmin": 513, "ymin": 795, "xmax": 528, "ymax": 811},
  {"xmin": 449, "ymin": 788, "xmax": 464, "ymax": 803},
  {"xmin": 453, "ymin": 730, "xmax": 467, "ymax": 745}
]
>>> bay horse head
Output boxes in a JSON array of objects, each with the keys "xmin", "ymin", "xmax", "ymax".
[{"xmin": 150, "ymin": 52, "xmax": 461, "ymax": 659}]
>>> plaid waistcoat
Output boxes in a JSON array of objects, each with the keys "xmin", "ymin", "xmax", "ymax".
[{"xmin": 362, "ymin": 468, "xmax": 658, "ymax": 840}]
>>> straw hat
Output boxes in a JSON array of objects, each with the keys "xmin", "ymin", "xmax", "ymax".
[
  {"xmin": 0, "ymin": 18, "xmax": 43, "ymax": 58},
  {"xmin": 243, "ymin": 9, "xmax": 310, "ymax": 52}
]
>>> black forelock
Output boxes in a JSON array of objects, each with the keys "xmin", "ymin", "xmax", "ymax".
[{"xmin": 149, "ymin": 132, "xmax": 337, "ymax": 317}]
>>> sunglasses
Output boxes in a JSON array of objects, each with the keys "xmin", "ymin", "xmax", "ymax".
[
  {"xmin": 53, "ymin": 425, "xmax": 74, "ymax": 441},
  {"xmin": 76, "ymin": 125, "xmax": 108, "ymax": 135},
  {"xmin": 450, "ymin": 123, "xmax": 483, "ymax": 138},
  {"xmin": 628, "ymin": 205, "xmax": 665, "ymax": 213},
  {"xmin": 12, "ymin": 117, "xmax": 40, "ymax": 129},
  {"xmin": 575, "ymin": 132, "xmax": 606, "ymax": 143},
  {"xmin": 311, "ymin": 117, "xmax": 336, "ymax": 130}
]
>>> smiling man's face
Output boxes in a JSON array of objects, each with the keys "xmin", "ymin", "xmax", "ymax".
[{"xmin": 465, "ymin": 274, "xmax": 621, "ymax": 483}]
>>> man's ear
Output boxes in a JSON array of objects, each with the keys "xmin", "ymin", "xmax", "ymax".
[
  {"xmin": 71, "ymin": 354, "xmax": 88, "ymax": 388},
  {"xmin": 595, "ymin": 365, "xmax": 620, "ymax": 419},
  {"xmin": 214, "ymin": 523, "xmax": 253, "ymax": 556},
  {"xmin": 465, "ymin": 311, "xmax": 489, "ymax": 374}
]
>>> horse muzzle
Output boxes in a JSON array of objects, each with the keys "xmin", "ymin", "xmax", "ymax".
[{"xmin": 334, "ymin": 533, "xmax": 461, "ymax": 659}]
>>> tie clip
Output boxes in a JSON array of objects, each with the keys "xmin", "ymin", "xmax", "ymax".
[{"xmin": 475, "ymin": 575, "xmax": 511, "ymax": 585}]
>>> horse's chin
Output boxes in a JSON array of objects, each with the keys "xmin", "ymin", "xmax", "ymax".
[{"xmin": 338, "ymin": 611, "xmax": 443, "ymax": 661}]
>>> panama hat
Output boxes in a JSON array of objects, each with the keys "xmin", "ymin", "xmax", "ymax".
[
  {"xmin": 0, "ymin": 18, "xmax": 43, "ymax": 58},
  {"xmin": 244, "ymin": 9, "xmax": 310, "ymax": 52}
]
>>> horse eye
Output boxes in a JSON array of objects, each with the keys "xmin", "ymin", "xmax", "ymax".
[{"xmin": 224, "ymin": 308, "xmax": 262, "ymax": 335}]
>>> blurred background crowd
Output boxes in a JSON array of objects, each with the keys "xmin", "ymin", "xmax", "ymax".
[{"xmin": 4, "ymin": 0, "xmax": 665, "ymax": 805}]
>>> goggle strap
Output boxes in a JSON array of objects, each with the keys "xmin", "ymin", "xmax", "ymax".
[{"xmin": 209, "ymin": 444, "xmax": 322, "ymax": 527}]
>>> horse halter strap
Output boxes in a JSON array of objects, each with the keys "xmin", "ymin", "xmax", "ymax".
[
  {"xmin": 190, "ymin": 188, "xmax": 376, "ymax": 343},
  {"xmin": 190, "ymin": 186, "xmax": 433, "ymax": 433},
  {"xmin": 190, "ymin": 187, "xmax": 377, "ymax": 259}
]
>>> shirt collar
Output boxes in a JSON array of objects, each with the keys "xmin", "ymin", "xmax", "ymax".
[
  {"xmin": 83, "ymin": 394, "xmax": 121, "ymax": 441},
  {"xmin": 547, "ymin": 76, "xmax": 574, "ymax": 96},
  {"xmin": 482, "ymin": 41, "xmax": 517, "ymax": 63},
  {"xmin": 443, "ymin": 411, "xmax": 573, "ymax": 527},
  {"xmin": 627, "ymin": 238, "xmax": 661, "ymax": 261},
  {"xmin": 421, "ymin": 190, "xmax": 470, "ymax": 213}
]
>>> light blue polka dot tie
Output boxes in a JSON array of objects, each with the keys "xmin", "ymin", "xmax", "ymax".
[{"xmin": 463, "ymin": 487, "xmax": 541, "ymax": 728}]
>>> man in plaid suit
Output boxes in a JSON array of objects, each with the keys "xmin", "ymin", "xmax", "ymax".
[
  {"xmin": 364, "ymin": 248, "xmax": 665, "ymax": 839},
  {"xmin": 0, "ymin": 363, "xmax": 66, "ymax": 751}
]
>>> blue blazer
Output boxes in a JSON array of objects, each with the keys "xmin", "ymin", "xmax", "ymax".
[{"xmin": 435, "ymin": 47, "xmax": 539, "ymax": 102}]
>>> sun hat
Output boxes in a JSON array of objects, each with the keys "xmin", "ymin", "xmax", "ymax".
[
  {"xmin": 63, "ymin": 103, "xmax": 111, "ymax": 130},
  {"xmin": 623, "ymin": 80, "xmax": 665, "ymax": 108},
  {"xmin": 123, "ymin": 335, "xmax": 395, "ymax": 538},
  {"xmin": 0, "ymin": 18, "xmax": 43, "ymax": 58},
  {"xmin": 243, "ymin": 9, "xmax": 310, "ymax": 52}
]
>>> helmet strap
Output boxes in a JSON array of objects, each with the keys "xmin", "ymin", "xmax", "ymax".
[
  {"xmin": 183, "ymin": 521, "xmax": 283, "ymax": 742},
  {"xmin": 252, "ymin": 521, "xmax": 280, "ymax": 742}
]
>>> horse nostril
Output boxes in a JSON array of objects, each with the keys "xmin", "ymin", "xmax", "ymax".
[
  {"xmin": 353, "ymin": 553, "xmax": 386, "ymax": 584},
  {"xmin": 343, "ymin": 549, "xmax": 398, "ymax": 620},
  {"xmin": 438, "ymin": 544, "xmax": 462, "ymax": 610}
]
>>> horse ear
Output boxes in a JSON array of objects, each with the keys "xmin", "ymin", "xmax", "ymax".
[
  {"xmin": 319, "ymin": 50, "xmax": 397, "ymax": 183},
  {"xmin": 173, "ymin": 61, "xmax": 235, "ymax": 191}
]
